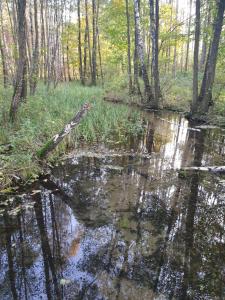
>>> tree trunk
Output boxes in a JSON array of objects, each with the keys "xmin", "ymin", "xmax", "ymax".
[
  {"xmin": 10, "ymin": 0, "xmax": 27, "ymax": 122},
  {"xmin": 30, "ymin": 0, "xmax": 39, "ymax": 95},
  {"xmin": 134, "ymin": 0, "xmax": 154, "ymax": 106},
  {"xmin": 78, "ymin": 0, "xmax": 84, "ymax": 85},
  {"xmin": 91, "ymin": 0, "xmax": 97, "ymax": 85},
  {"xmin": 192, "ymin": 0, "xmax": 200, "ymax": 113},
  {"xmin": 97, "ymin": 31, "xmax": 103, "ymax": 84},
  {"xmin": 85, "ymin": 0, "xmax": 92, "ymax": 80},
  {"xmin": 125, "ymin": 0, "xmax": 133, "ymax": 94},
  {"xmin": 199, "ymin": 0, "xmax": 210, "ymax": 71},
  {"xmin": 96, "ymin": 0, "xmax": 103, "ymax": 84},
  {"xmin": 185, "ymin": 0, "xmax": 192, "ymax": 72},
  {"xmin": 195, "ymin": 0, "xmax": 225, "ymax": 114},
  {"xmin": 149, "ymin": 0, "xmax": 160, "ymax": 106},
  {"xmin": 0, "ymin": 37, "xmax": 8, "ymax": 88},
  {"xmin": 0, "ymin": 1, "xmax": 9, "ymax": 88},
  {"xmin": 133, "ymin": 5, "xmax": 142, "ymax": 97},
  {"xmin": 172, "ymin": 0, "xmax": 178, "ymax": 77}
]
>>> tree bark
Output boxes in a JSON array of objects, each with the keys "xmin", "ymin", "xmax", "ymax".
[
  {"xmin": 133, "ymin": 6, "xmax": 142, "ymax": 97},
  {"xmin": 0, "ymin": 1, "xmax": 9, "ymax": 88},
  {"xmin": 125, "ymin": 0, "xmax": 133, "ymax": 94},
  {"xmin": 185, "ymin": 0, "xmax": 192, "ymax": 72},
  {"xmin": 0, "ymin": 36, "xmax": 8, "ymax": 88},
  {"xmin": 85, "ymin": 0, "xmax": 92, "ymax": 80},
  {"xmin": 30, "ymin": 0, "xmax": 39, "ymax": 95},
  {"xmin": 192, "ymin": 0, "xmax": 200, "ymax": 113},
  {"xmin": 195, "ymin": 0, "xmax": 225, "ymax": 114},
  {"xmin": 199, "ymin": 0, "xmax": 210, "ymax": 71},
  {"xmin": 37, "ymin": 103, "xmax": 91, "ymax": 159},
  {"xmin": 134, "ymin": 0, "xmax": 155, "ymax": 106},
  {"xmin": 172, "ymin": 0, "xmax": 178, "ymax": 77},
  {"xmin": 149, "ymin": 0, "xmax": 160, "ymax": 105},
  {"xmin": 78, "ymin": 0, "xmax": 84, "ymax": 85},
  {"xmin": 91, "ymin": 0, "xmax": 97, "ymax": 85},
  {"xmin": 10, "ymin": 0, "xmax": 27, "ymax": 122}
]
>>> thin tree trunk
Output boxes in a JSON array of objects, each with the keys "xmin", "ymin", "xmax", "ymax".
[
  {"xmin": 85, "ymin": 0, "xmax": 92, "ymax": 80},
  {"xmin": 134, "ymin": 0, "xmax": 154, "ymax": 106},
  {"xmin": 30, "ymin": 0, "xmax": 39, "ymax": 95},
  {"xmin": 96, "ymin": 0, "xmax": 103, "ymax": 84},
  {"xmin": 125, "ymin": 0, "xmax": 133, "ymax": 94},
  {"xmin": 92, "ymin": 0, "xmax": 97, "ymax": 85},
  {"xmin": 185, "ymin": 0, "xmax": 192, "ymax": 72},
  {"xmin": 200, "ymin": 0, "xmax": 210, "ymax": 71},
  {"xmin": 77, "ymin": 0, "xmax": 84, "ymax": 85},
  {"xmin": 0, "ymin": 1, "xmax": 9, "ymax": 87},
  {"xmin": 133, "ymin": 9, "xmax": 142, "ymax": 97},
  {"xmin": 97, "ymin": 32, "xmax": 103, "ymax": 84},
  {"xmin": 149, "ymin": 0, "xmax": 160, "ymax": 106},
  {"xmin": 172, "ymin": 0, "xmax": 178, "ymax": 77},
  {"xmin": 10, "ymin": 0, "xmax": 27, "ymax": 122},
  {"xmin": 192, "ymin": 0, "xmax": 200, "ymax": 113}
]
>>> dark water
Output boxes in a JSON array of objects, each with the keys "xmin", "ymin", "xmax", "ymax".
[{"xmin": 1, "ymin": 111, "xmax": 225, "ymax": 300}]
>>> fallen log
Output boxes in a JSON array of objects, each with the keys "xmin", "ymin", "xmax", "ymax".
[
  {"xmin": 37, "ymin": 103, "xmax": 91, "ymax": 159},
  {"xmin": 182, "ymin": 166, "xmax": 225, "ymax": 173},
  {"xmin": 103, "ymin": 95, "xmax": 123, "ymax": 103}
]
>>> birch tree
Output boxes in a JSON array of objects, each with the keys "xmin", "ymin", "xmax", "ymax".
[{"xmin": 134, "ymin": 0, "xmax": 155, "ymax": 107}]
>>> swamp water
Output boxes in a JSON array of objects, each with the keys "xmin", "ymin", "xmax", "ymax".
[{"xmin": 1, "ymin": 110, "xmax": 225, "ymax": 300}]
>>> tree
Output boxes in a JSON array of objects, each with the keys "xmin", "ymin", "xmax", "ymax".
[
  {"xmin": 92, "ymin": 0, "xmax": 97, "ymax": 85},
  {"xmin": 125, "ymin": 0, "xmax": 133, "ymax": 94},
  {"xmin": 78, "ymin": 0, "xmax": 84, "ymax": 85},
  {"xmin": 192, "ymin": 0, "xmax": 200, "ymax": 112},
  {"xmin": 84, "ymin": 0, "xmax": 92, "ymax": 81},
  {"xmin": 149, "ymin": 0, "xmax": 161, "ymax": 104},
  {"xmin": 185, "ymin": 0, "xmax": 192, "ymax": 72},
  {"xmin": 192, "ymin": 0, "xmax": 225, "ymax": 115},
  {"xmin": 10, "ymin": 0, "xmax": 27, "ymax": 121},
  {"xmin": 30, "ymin": 0, "xmax": 39, "ymax": 95},
  {"xmin": 134, "ymin": 0, "xmax": 155, "ymax": 106},
  {"xmin": 199, "ymin": 0, "xmax": 210, "ymax": 71}
]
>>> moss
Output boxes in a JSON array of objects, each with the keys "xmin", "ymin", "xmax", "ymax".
[
  {"xmin": 178, "ymin": 170, "xmax": 188, "ymax": 179},
  {"xmin": 36, "ymin": 139, "xmax": 54, "ymax": 159}
]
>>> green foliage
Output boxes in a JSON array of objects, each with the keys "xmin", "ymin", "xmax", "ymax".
[{"xmin": 100, "ymin": 0, "xmax": 129, "ymax": 65}]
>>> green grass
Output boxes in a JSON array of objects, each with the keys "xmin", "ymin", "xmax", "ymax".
[{"xmin": 0, "ymin": 82, "xmax": 143, "ymax": 188}]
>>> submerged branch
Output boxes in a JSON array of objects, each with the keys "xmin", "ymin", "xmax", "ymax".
[{"xmin": 182, "ymin": 166, "xmax": 225, "ymax": 173}]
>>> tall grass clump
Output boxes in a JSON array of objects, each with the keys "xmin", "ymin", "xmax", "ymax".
[{"xmin": 0, "ymin": 82, "xmax": 143, "ymax": 188}]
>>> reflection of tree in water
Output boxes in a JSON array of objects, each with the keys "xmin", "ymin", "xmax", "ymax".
[
  {"xmin": 155, "ymin": 129, "xmax": 225, "ymax": 299},
  {"xmin": 34, "ymin": 193, "xmax": 61, "ymax": 300},
  {"xmin": 1, "ymin": 117, "xmax": 225, "ymax": 299}
]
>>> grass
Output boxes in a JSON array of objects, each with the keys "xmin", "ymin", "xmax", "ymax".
[
  {"xmin": 1, "ymin": 73, "xmax": 225, "ymax": 189},
  {"xmin": 0, "ymin": 82, "xmax": 143, "ymax": 189},
  {"xmin": 104, "ymin": 70, "xmax": 225, "ymax": 117}
]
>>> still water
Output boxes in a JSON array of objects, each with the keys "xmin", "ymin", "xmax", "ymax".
[{"xmin": 1, "ymin": 110, "xmax": 225, "ymax": 300}]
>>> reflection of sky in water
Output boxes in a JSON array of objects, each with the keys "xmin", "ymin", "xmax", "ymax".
[{"xmin": 1, "ymin": 113, "xmax": 225, "ymax": 299}]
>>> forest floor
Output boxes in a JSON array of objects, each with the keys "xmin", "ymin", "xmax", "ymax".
[
  {"xmin": 1, "ymin": 76, "xmax": 225, "ymax": 190},
  {"xmin": 104, "ymin": 71, "xmax": 225, "ymax": 125}
]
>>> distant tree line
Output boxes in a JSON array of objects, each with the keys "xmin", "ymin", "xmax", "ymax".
[{"xmin": 0, "ymin": 0, "xmax": 224, "ymax": 120}]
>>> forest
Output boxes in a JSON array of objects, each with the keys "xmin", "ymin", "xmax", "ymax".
[{"xmin": 0, "ymin": 0, "xmax": 225, "ymax": 299}]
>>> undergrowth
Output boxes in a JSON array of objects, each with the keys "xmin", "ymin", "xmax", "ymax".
[{"xmin": 0, "ymin": 82, "xmax": 143, "ymax": 189}]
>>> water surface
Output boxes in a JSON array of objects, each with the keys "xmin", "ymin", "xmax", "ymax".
[{"xmin": 1, "ymin": 110, "xmax": 225, "ymax": 300}]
